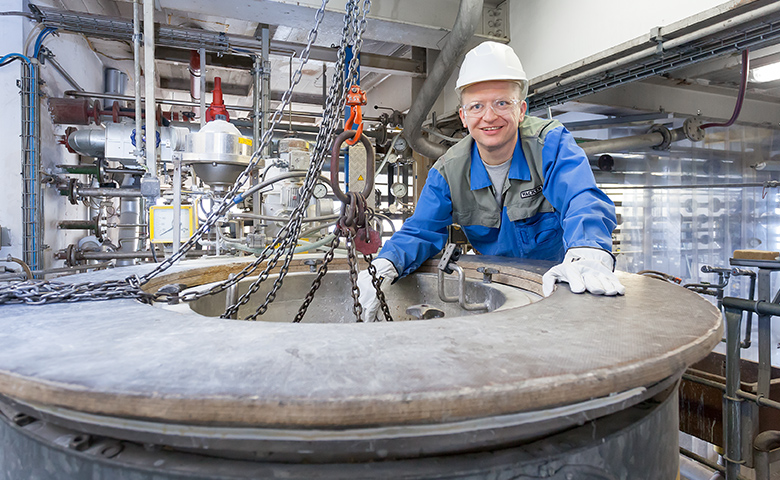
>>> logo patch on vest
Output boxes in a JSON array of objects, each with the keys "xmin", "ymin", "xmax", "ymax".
[{"xmin": 520, "ymin": 185, "xmax": 543, "ymax": 199}]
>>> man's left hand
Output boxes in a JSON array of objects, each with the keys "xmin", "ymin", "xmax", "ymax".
[{"xmin": 542, "ymin": 247, "xmax": 625, "ymax": 297}]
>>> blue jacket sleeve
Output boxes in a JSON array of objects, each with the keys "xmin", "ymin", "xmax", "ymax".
[
  {"xmin": 541, "ymin": 126, "xmax": 616, "ymax": 252},
  {"xmin": 377, "ymin": 168, "xmax": 453, "ymax": 277}
]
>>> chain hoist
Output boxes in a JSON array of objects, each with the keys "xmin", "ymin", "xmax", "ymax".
[
  {"xmin": 292, "ymin": 126, "xmax": 392, "ymax": 323},
  {"xmin": 220, "ymin": 0, "xmax": 373, "ymax": 321}
]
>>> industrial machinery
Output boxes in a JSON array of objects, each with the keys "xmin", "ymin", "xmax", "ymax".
[{"xmin": 5, "ymin": 0, "xmax": 780, "ymax": 479}]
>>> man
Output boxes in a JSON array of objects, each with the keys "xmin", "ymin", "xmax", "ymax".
[{"xmin": 357, "ymin": 41, "xmax": 624, "ymax": 321}]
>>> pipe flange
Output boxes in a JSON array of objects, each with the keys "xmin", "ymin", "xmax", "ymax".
[
  {"xmin": 64, "ymin": 244, "xmax": 78, "ymax": 267},
  {"xmin": 649, "ymin": 124, "xmax": 672, "ymax": 151},
  {"xmin": 111, "ymin": 101, "xmax": 120, "ymax": 124},
  {"xmin": 67, "ymin": 178, "xmax": 78, "ymax": 205},
  {"xmin": 91, "ymin": 100, "xmax": 102, "ymax": 126},
  {"xmin": 683, "ymin": 117, "xmax": 705, "ymax": 142}
]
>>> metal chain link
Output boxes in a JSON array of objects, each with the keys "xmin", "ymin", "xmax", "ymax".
[
  {"xmin": 345, "ymin": 233, "xmax": 364, "ymax": 322},
  {"xmin": 0, "ymin": 279, "xmax": 152, "ymax": 305},
  {"xmin": 364, "ymin": 253, "xmax": 394, "ymax": 322},
  {"xmin": 218, "ymin": 0, "xmax": 371, "ymax": 319},
  {"xmin": 292, "ymin": 235, "xmax": 341, "ymax": 323}
]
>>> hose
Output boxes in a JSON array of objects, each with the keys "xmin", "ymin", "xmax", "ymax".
[
  {"xmin": 700, "ymin": 49, "xmax": 749, "ymax": 129},
  {"xmin": 5, "ymin": 255, "xmax": 33, "ymax": 280}
]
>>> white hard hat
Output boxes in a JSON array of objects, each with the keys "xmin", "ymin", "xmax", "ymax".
[{"xmin": 455, "ymin": 41, "xmax": 528, "ymax": 99}]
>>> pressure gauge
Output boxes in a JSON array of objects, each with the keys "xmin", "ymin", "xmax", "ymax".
[
  {"xmin": 311, "ymin": 183, "xmax": 328, "ymax": 199},
  {"xmin": 391, "ymin": 182, "xmax": 408, "ymax": 198},
  {"xmin": 149, "ymin": 205, "xmax": 197, "ymax": 244},
  {"xmin": 392, "ymin": 136, "xmax": 408, "ymax": 153}
]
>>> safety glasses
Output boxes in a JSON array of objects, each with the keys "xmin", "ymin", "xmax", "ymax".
[{"xmin": 461, "ymin": 98, "xmax": 521, "ymax": 118}]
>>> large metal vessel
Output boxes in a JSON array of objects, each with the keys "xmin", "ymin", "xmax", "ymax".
[{"xmin": 0, "ymin": 256, "xmax": 721, "ymax": 479}]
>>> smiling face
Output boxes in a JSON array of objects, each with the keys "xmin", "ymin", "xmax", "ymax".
[{"xmin": 458, "ymin": 80, "xmax": 527, "ymax": 165}]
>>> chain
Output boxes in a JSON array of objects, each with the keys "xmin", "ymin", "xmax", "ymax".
[
  {"xmin": 134, "ymin": 0, "xmax": 334, "ymax": 289},
  {"xmin": 0, "ymin": 0, "xmax": 375, "ymax": 311},
  {"xmin": 364, "ymin": 253, "xmax": 394, "ymax": 322},
  {"xmin": 215, "ymin": 1, "xmax": 374, "ymax": 320},
  {"xmin": 0, "ymin": 279, "xmax": 152, "ymax": 305},
  {"xmin": 217, "ymin": 0, "xmax": 372, "ymax": 319},
  {"xmin": 292, "ymin": 235, "xmax": 341, "ymax": 323},
  {"xmin": 345, "ymin": 232, "xmax": 363, "ymax": 322}
]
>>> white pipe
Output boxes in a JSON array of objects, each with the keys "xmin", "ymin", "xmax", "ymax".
[
  {"xmin": 199, "ymin": 47, "xmax": 206, "ymax": 128},
  {"xmin": 534, "ymin": 1, "xmax": 780, "ymax": 95},
  {"xmin": 172, "ymin": 155, "xmax": 182, "ymax": 256},
  {"xmin": 133, "ymin": 0, "xmax": 143, "ymax": 166},
  {"xmin": 143, "ymin": 0, "xmax": 156, "ymax": 176},
  {"xmin": 190, "ymin": 50, "xmax": 201, "ymax": 119}
]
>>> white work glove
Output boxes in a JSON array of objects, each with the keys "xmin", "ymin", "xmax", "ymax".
[
  {"xmin": 542, "ymin": 247, "xmax": 625, "ymax": 297},
  {"xmin": 356, "ymin": 258, "xmax": 398, "ymax": 322}
]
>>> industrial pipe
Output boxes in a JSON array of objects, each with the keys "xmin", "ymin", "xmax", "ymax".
[
  {"xmin": 4, "ymin": 255, "xmax": 33, "ymax": 280},
  {"xmin": 65, "ymin": 90, "xmax": 253, "ymax": 113},
  {"xmin": 189, "ymin": 50, "xmax": 201, "ymax": 118},
  {"xmin": 722, "ymin": 297, "xmax": 780, "ymax": 317},
  {"xmin": 133, "ymin": 0, "xmax": 143, "ymax": 166},
  {"xmin": 402, "ymin": 0, "xmax": 483, "ymax": 160},
  {"xmin": 754, "ymin": 430, "xmax": 780, "ymax": 480},
  {"xmin": 67, "ymin": 128, "xmax": 105, "ymax": 157},
  {"xmin": 69, "ymin": 250, "xmax": 201, "ymax": 260},
  {"xmin": 143, "ymin": 0, "xmax": 156, "ymax": 176},
  {"xmin": 236, "ymin": 173, "xmax": 331, "ymax": 203},
  {"xmin": 228, "ymin": 213, "xmax": 339, "ymax": 223},
  {"xmin": 76, "ymin": 187, "xmax": 143, "ymax": 198}
]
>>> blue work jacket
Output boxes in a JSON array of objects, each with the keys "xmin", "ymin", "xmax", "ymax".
[{"xmin": 378, "ymin": 116, "xmax": 616, "ymax": 278}]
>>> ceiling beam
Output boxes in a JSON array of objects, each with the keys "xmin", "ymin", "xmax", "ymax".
[{"xmin": 158, "ymin": 0, "xmax": 498, "ymax": 50}]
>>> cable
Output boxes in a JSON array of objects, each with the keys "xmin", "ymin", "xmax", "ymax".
[
  {"xmin": 33, "ymin": 27, "xmax": 56, "ymax": 58},
  {"xmin": 0, "ymin": 53, "xmax": 33, "ymax": 67},
  {"xmin": 0, "ymin": 11, "xmax": 35, "ymax": 18},
  {"xmin": 23, "ymin": 23, "xmax": 44, "ymax": 57}
]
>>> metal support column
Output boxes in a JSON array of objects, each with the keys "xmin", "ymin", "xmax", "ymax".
[
  {"xmin": 724, "ymin": 306, "xmax": 745, "ymax": 479},
  {"xmin": 142, "ymin": 0, "xmax": 156, "ymax": 177}
]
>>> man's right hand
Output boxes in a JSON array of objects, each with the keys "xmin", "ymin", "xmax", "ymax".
[{"xmin": 357, "ymin": 258, "xmax": 398, "ymax": 322}]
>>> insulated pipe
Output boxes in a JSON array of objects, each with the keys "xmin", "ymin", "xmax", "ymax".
[
  {"xmin": 117, "ymin": 175, "xmax": 141, "ymax": 267},
  {"xmin": 67, "ymin": 128, "xmax": 106, "ymax": 157},
  {"xmin": 402, "ymin": 0, "xmax": 483, "ymax": 160},
  {"xmin": 199, "ymin": 47, "xmax": 206, "ymax": 128},
  {"xmin": 143, "ymin": 0, "xmax": 156, "ymax": 176},
  {"xmin": 190, "ymin": 50, "xmax": 201, "ymax": 119}
]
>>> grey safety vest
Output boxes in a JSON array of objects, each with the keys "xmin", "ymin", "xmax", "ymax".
[{"xmin": 432, "ymin": 116, "xmax": 560, "ymax": 229}]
